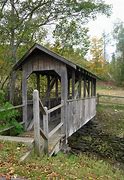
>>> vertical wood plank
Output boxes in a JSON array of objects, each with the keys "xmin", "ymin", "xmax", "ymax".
[
  {"xmin": 33, "ymin": 90, "xmax": 41, "ymax": 156},
  {"xmin": 47, "ymin": 75, "xmax": 51, "ymax": 109},
  {"xmin": 83, "ymin": 72, "xmax": 86, "ymax": 98},
  {"xmin": 55, "ymin": 77, "xmax": 58, "ymax": 98},
  {"xmin": 68, "ymin": 78, "xmax": 70, "ymax": 98},
  {"xmin": 36, "ymin": 73, "xmax": 40, "ymax": 95},
  {"xmin": 72, "ymin": 70, "xmax": 75, "ymax": 99},
  {"xmin": 88, "ymin": 78, "xmax": 90, "ymax": 97},
  {"xmin": 22, "ymin": 68, "xmax": 28, "ymax": 129},
  {"xmin": 78, "ymin": 74, "xmax": 82, "ymax": 98},
  {"xmin": 43, "ymin": 107, "xmax": 49, "ymax": 154},
  {"xmin": 91, "ymin": 79, "xmax": 94, "ymax": 96},
  {"xmin": 94, "ymin": 79, "xmax": 96, "ymax": 96},
  {"xmin": 61, "ymin": 66, "xmax": 68, "ymax": 138}
]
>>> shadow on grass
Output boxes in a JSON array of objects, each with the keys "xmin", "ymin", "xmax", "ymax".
[{"xmin": 68, "ymin": 120, "xmax": 124, "ymax": 169}]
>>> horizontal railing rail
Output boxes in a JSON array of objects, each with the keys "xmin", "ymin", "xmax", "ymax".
[
  {"xmin": 0, "ymin": 104, "xmax": 24, "ymax": 112},
  {"xmin": 97, "ymin": 94, "xmax": 124, "ymax": 99},
  {"xmin": 67, "ymin": 96, "xmax": 96, "ymax": 102},
  {"xmin": 97, "ymin": 93, "xmax": 124, "ymax": 105},
  {"xmin": 48, "ymin": 122, "xmax": 63, "ymax": 138},
  {"xmin": 47, "ymin": 101, "xmax": 64, "ymax": 114}
]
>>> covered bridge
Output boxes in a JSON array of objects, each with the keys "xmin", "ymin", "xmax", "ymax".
[{"xmin": 10, "ymin": 43, "xmax": 97, "ymax": 155}]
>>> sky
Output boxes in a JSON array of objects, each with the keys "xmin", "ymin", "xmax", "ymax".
[
  {"xmin": 46, "ymin": 0, "xmax": 124, "ymax": 60},
  {"xmin": 88, "ymin": 0, "xmax": 124, "ymax": 37},
  {"xmin": 88, "ymin": 0, "xmax": 124, "ymax": 59}
]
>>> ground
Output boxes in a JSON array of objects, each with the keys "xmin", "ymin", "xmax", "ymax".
[{"xmin": 0, "ymin": 81, "xmax": 124, "ymax": 179}]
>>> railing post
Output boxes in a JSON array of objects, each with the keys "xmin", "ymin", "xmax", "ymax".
[
  {"xmin": 33, "ymin": 90, "xmax": 41, "ymax": 156},
  {"xmin": 43, "ymin": 107, "xmax": 49, "ymax": 154}
]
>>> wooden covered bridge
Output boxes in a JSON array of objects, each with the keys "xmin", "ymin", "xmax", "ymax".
[{"xmin": 10, "ymin": 43, "xmax": 97, "ymax": 156}]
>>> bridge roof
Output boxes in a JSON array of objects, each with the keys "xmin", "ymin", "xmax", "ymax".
[{"xmin": 12, "ymin": 43, "xmax": 98, "ymax": 79}]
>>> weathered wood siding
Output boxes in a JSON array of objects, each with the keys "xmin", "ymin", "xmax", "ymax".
[
  {"xmin": 67, "ymin": 97, "xmax": 96, "ymax": 137},
  {"xmin": 22, "ymin": 51, "xmax": 67, "ymax": 78}
]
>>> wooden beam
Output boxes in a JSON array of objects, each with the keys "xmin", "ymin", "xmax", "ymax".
[
  {"xmin": 72, "ymin": 70, "xmax": 75, "ymax": 98},
  {"xmin": 87, "ymin": 78, "xmax": 90, "ymax": 97},
  {"xmin": 78, "ymin": 74, "xmax": 82, "ymax": 98},
  {"xmin": 61, "ymin": 66, "xmax": 68, "ymax": 137},
  {"xmin": 22, "ymin": 68, "xmax": 28, "ymax": 129},
  {"xmin": 68, "ymin": 78, "xmax": 70, "ymax": 98},
  {"xmin": 94, "ymin": 79, "xmax": 96, "ymax": 96},
  {"xmin": 40, "ymin": 128, "xmax": 48, "ymax": 140},
  {"xmin": 91, "ymin": 78, "xmax": 93, "ymax": 96},
  {"xmin": 39, "ymin": 98, "xmax": 47, "ymax": 115},
  {"xmin": 46, "ymin": 75, "xmax": 51, "ymax": 109},
  {"xmin": 47, "ymin": 102, "xmax": 64, "ymax": 114},
  {"xmin": 33, "ymin": 90, "xmax": 41, "ymax": 156},
  {"xmin": 36, "ymin": 73, "xmax": 40, "ymax": 95},
  {"xmin": 55, "ymin": 77, "xmax": 59, "ymax": 98},
  {"xmin": 83, "ymin": 72, "xmax": 86, "ymax": 98},
  {"xmin": 45, "ymin": 77, "xmax": 56, "ymax": 99},
  {"xmin": 43, "ymin": 107, "xmax": 49, "ymax": 154},
  {"xmin": 48, "ymin": 122, "xmax": 63, "ymax": 138},
  {"xmin": 74, "ymin": 81, "xmax": 79, "ymax": 99}
]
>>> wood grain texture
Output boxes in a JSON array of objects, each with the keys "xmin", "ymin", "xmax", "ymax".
[{"xmin": 66, "ymin": 97, "xmax": 96, "ymax": 137}]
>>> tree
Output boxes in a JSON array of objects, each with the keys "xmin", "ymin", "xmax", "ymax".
[
  {"xmin": 111, "ymin": 20, "xmax": 124, "ymax": 84},
  {"xmin": 88, "ymin": 37, "xmax": 108, "ymax": 79},
  {"xmin": 0, "ymin": 0, "xmax": 111, "ymax": 62},
  {"xmin": 53, "ymin": 19, "xmax": 90, "ymax": 59}
]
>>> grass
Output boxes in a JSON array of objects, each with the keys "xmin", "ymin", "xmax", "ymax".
[
  {"xmin": 97, "ymin": 104, "xmax": 124, "ymax": 137},
  {"xmin": 0, "ymin": 142, "xmax": 124, "ymax": 180},
  {"xmin": 97, "ymin": 81, "xmax": 124, "ymax": 96},
  {"xmin": 1, "ymin": 82, "xmax": 124, "ymax": 179}
]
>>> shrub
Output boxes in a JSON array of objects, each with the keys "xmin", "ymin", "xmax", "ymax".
[{"xmin": 0, "ymin": 90, "xmax": 23, "ymax": 135}]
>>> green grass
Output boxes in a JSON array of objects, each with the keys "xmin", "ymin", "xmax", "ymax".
[
  {"xmin": 1, "ymin": 83, "xmax": 124, "ymax": 179},
  {"xmin": 0, "ymin": 140, "xmax": 124, "ymax": 179},
  {"xmin": 97, "ymin": 104, "xmax": 124, "ymax": 137}
]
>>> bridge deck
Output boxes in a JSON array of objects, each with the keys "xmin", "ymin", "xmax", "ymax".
[{"xmin": 20, "ymin": 129, "xmax": 64, "ymax": 155}]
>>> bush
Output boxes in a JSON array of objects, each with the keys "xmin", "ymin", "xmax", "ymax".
[{"xmin": 0, "ymin": 90, "xmax": 23, "ymax": 135}]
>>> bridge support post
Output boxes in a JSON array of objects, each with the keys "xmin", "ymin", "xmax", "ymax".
[
  {"xmin": 61, "ymin": 66, "xmax": 68, "ymax": 139},
  {"xmin": 33, "ymin": 89, "xmax": 41, "ymax": 156},
  {"xmin": 22, "ymin": 68, "xmax": 28, "ymax": 129}
]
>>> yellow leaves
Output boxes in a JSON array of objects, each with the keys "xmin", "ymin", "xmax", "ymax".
[{"xmin": 87, "ymin": 37, "xmax": 109, "ymax": 79}]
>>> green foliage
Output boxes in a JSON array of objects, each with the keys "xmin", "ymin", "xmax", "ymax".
[
  {"xmin": 53, "ymin": 19, "xmax": 90, "ymax": 58},
  {"xmin": 0, "ymin": 90, "xmax": 23, "ymax": 135},
  {"xmin": 0, "ymin": 0, "xmax": 111, "ymax": 62},
  {"xmin": 110, "ymin": 20, "xmax": 124, "ymax": 85}
]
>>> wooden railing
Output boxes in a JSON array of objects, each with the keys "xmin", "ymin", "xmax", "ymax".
[
  {"xmin": 97, "ymin": 94, "xmax": 124, "ymax": 105},
  {"xmin": 0, "ymin": 104, "xmax": 24, "ymax": 134},
  {"xmin": 0, "ymin": 104, "xmax": 24, "ymax": 112},
  {"xmin": 33, "ymin": 90, "xmax": 64, "ymax": 155},
  {"xmin": 66, "ymin": 97, "xmax": 96, "ymax": 137}
]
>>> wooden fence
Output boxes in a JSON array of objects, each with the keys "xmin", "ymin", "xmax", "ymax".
[
  {"xmin": 0, "ymin": 104, "xmax": 24, "ymax": 134},
  {"xmin": 97, "ymin": 94, "xmax": 124, "ymax": 106}
]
